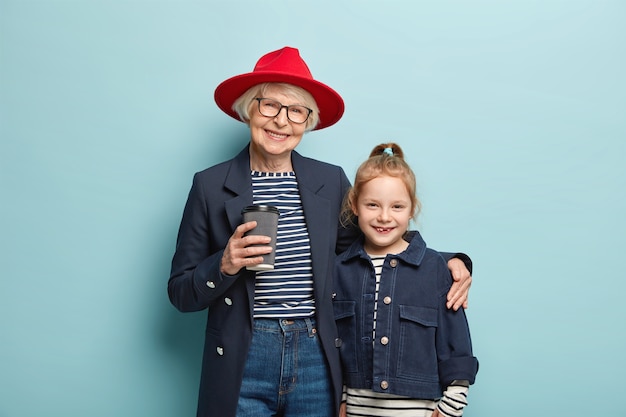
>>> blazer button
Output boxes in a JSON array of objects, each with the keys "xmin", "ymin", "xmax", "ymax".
[
  {"xmin": 224, "ymin": 297, "xmax": 233, "ymax": 306},
  {"xmin": 216, "ymin": 346, "xmax": 224, "ymax": 356},
  {"xmin": 206, "ymin": 281, "xmax": 215, "ymax": 288},
  {"xmin": 380, "ymin": 380, "xmax": 389, "ymax": 389},
  {"xmin": 390, "ymin": 259, "xmax": 398, "ymax": 267},
  {"xmin": 383, "ymin": 296, "xmax": 391, "ymax": 305},
  {"xmin": 380, "ymin": 336, "xmax": 389, "ymax": 345},
  {"xmin": 335, "ymin": 338, "xmax": 343, "ymax": 348}
]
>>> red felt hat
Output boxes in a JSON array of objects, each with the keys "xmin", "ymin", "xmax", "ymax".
[{"xmin": 214, "ymin": 47, "xmax": 345, "ymax": 130}]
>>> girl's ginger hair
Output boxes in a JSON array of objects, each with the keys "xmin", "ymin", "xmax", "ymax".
[{"xmin": 341, "ymin": 142, "xmax": 421, "ymax": 227}]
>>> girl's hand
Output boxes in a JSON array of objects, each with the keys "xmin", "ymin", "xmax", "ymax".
[
  {"xmin": 446, "ymin": 257, "xmax": 472, "ymax": 310},
  {"xmin": 339, "ymin": 402, "xmax": 347, "ymax": 417}
]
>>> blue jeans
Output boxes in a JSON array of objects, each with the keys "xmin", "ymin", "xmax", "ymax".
[{"xmin": 237, "ymin": 318, "xmax": 334, "ymax": 417}]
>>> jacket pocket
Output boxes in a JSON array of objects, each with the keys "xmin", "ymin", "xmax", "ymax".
[
  {"xmin": 333, "ymin": 300, "xmax": 359, "ymax": 373},
  {"xmin": 397, "ymin": 305, "xmax": 439, "ymax": 382}
]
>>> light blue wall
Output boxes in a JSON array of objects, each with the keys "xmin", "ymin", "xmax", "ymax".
[{"xmin": 1, "ymin": 1, "xmax": 624, "ymax": 416}]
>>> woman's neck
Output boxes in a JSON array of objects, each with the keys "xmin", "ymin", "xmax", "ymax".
[{"xmin": 249, "ymin": 150, "xmax": 293, "ymax": 173}]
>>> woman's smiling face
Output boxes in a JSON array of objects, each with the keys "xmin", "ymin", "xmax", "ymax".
[{"xmin": 248, "ymin": 85, "xmax": 308, "ymax": 168}]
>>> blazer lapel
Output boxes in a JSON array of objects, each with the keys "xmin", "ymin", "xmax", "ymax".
[
  {"xmin": 224, "ymin": 145, "xmax": 254, "ymax": 231},
  {"xmin": 222, "ymin": 145, "xmax": 256, "ymax": 311},
  {"xmin": 292, "ymin": 152, "xmax": 331, "ymax": 299}
]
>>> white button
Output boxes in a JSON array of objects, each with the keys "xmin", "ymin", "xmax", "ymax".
[
  {"xmin": 390, "ymin": 259, "xmax": 398, "ymax": 267},
  {"xmin": 206, "ymin": 281, "xmax": 215, "ymax": 288},
  {"xmin": 224, "ymin": 297, "xmax": 232, "ymax": 305},
  {"xmin": 216, "ymin": 346, "xmax": 224, "ymax": 355},
  {"xmin": 383, "ymin": 296, "xmax": 391, "ymax": 305},
  {"xmin": 380, "ymin": 336, "xmax": 389, "ymax": 345},
  {"xmin": 380, "ymin": 380, "xmax": 389, "ymax": 389}
]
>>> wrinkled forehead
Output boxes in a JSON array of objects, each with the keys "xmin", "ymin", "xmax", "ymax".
[{"xmin": 261, "ymin": 83, "xmax": 316, "ymax": 107}]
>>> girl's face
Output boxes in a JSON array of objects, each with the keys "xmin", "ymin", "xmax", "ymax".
[
  {"xmin": 352, "ymin": 175, "xmax": 413, "ymax": 256},
  {"xmin": 248, "ymin": 85, "xmax": 307, "ymax": 169}
]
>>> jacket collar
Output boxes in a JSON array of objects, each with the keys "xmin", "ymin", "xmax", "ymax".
[
  {"xmin": 223, "ymin": 144, "xmax": 323, "ymax": 195},
  {"xmin": 224, "ymin": 145, "xmax": 253, "ymax": 195},
  {"xmin": 342, "ymin": 230, "xmax": 428, "ymax": 267}
]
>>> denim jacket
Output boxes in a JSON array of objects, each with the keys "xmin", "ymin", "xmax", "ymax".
[{"xmin": 332, "ymin": 231, "xmax": 478, "ymax": 399}]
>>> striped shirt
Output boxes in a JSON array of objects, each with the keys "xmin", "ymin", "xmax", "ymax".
[
  {"xmin": 371, "ymin": 256, "xmax": 385, "ymax": 343},
  {"xmin": 342, "ymin": 255, "xmax": 469, "ymax": 417},
  {"xmin": 251, "ymin": 171, "xmax": 315, "ymax": 319},
  {"xmin": 344, "ymin": 383, "xmax": 469, "ymax": 417}
]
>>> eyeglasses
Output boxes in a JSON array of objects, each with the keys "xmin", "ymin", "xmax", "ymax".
[{"xmin": 254, "ymin": 98, "xmax": 313, "ymax": 124}]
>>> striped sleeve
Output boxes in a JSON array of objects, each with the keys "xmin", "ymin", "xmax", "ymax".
[{"xmin": 437, "ymin": 380, "xmax": 469, "ymax": 417}]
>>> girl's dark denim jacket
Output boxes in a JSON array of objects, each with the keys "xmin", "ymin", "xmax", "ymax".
[{"xmin": 332, "ymin": 231, "xmax": 478, "ymax": 399}]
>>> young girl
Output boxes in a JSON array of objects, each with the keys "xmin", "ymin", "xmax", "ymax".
[{"xmin": 333, "ymin": 143, "xmax": 478, "ymax": 417}]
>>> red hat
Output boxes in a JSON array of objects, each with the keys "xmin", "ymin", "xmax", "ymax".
[{"xmin": 214, "ymin": 47, "xmax": 345, "ymax": 130}]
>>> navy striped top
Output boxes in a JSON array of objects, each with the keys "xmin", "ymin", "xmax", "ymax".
[{"xmin": 251, "ymin": 171, "xmax": 315, "ymax": 318}]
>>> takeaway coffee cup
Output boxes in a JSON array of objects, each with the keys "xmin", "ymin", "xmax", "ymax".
[{"xmin": 242, "ymin": 205, "xmax": 280, "ymax": 271}]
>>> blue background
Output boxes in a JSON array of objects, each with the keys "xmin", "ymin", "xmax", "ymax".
[{"xmin": 1, "ymin": 1, "xmax": 625, "ymax": 416}]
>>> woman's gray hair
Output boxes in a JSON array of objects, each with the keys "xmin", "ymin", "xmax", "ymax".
[{"xmin": 232, "ymin": 83, "xmax": 320, "ymax": 132}]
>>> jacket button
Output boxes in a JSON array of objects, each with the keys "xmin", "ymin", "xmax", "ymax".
[
  {"xmin": 383, "ymin": 296, "xmax": 391, "ymax": 305},
  {"xmin": 335, "ymin": 338, "xmax": 343, "ymax": 348},
  {"xmin": 380, "ymin": 380, "xmax": 389, "ymax": 389},
  {"xmin": 380, "ymin": 336, "xmax": 389, "ymax": 345},
  {"xmin": 206, "ymin": 281, "xmax": 215, "ymax": 288},
  {"xmin": 224, "ymin": 297, "xmax": 232, "ymax": 305},
  {"xmin": 390, "ymin": 259, "xmax": 398, "ymax": 267},
  {"xmin": 216, "ymin": 346, "xmax": 224, "ymax": 356}
]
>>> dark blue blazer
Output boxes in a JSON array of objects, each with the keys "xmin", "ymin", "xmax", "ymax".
[{"xmin": 169, "ymin": 145, "xmax": 360, "ymax": 417}]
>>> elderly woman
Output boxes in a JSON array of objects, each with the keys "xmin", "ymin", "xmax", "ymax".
[{"xmin": 168, "ymin": 47, "xmax": 472, "ymax": 417}]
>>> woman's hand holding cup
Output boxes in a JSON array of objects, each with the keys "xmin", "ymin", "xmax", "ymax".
[{"xmin": 221, "ymin": 220, "xmax": 273, "ymax": 275}]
